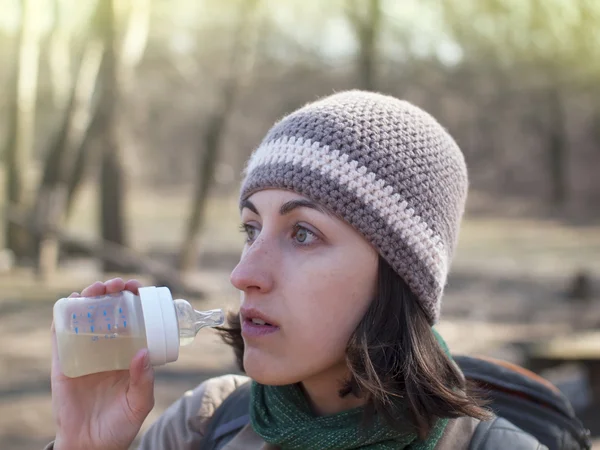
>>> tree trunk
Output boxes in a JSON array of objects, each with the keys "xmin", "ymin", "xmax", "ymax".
[
  {"xmin": 7, "ymin": 204, "xmax": 198, "ymax": 298},
  {"xmin": 177, "ymin": 0, "xmax": 262, "ymax": 273},
  {"xmin": 97, "ymin": 0, "xmax": 128, "ymax": 273},
  {"xmin": 65, "ymin": 0, "xmax": 150, "ymax": 221},
  {"xmin": 64, "ymin": 101, "xmax": 103, "ymax": 219},
  {"xmin": 358, "ymin": 0, "xmax": 381, "ymax": 91},
  {"xmin": 347, "ymin": 0, "xmax": 382, "ymax": 91},
  {"xmin": 48, "ymin": 0, "xmax": 71, "ymax": 108},
  {"xmin": 100, "ymin": 147, "xmax": 128, "ymax": 272},
  {"xmin": 3, "ymin": 0, "xmax": 41, "ymax": 262},
  {"xmin": 34, "ymin": 39, "xmax": 104, "ymax": 280},
  {"xmin": 545, "ymin": 85, "xmax": 568, "ymax": 209},
  {"xmin": 178, "ymin": 113, "xmax": 228, "ymax": 272},
  {"xmin": 119, "ymin": 0, "xmax": 151, "ymax": 87}
]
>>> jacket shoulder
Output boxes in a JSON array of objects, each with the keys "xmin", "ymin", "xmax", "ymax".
[
  {"xmin": 435, "ymin": 416, "xmax": 480, "ymax": 449},
  {"xmin": 469, "ymin": 417, "xmax": 548, "ymax": 450},
  {"xmin": 192, "ymin": 374, "xmax": 252, "ymax": 432},
  {"xmin": 136, "ymin": 373, "xmax": 251, "ymax": 450}
]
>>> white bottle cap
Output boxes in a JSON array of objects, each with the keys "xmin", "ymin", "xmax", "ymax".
[{"xmin": 139, "ymin": 286, "xmax": 180, "ymax": 366}]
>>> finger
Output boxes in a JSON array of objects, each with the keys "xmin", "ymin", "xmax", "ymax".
[
  {"xmin": 127, "ymin": 349, "xmax": 155, "ymax": 422},
  {"xmin": 52, "ymin": 293, "xmax": 80, "ymax": 379},
  {"xmin": 81, "ymin": 281, "xmax": 107, "ymax": 298},
  {"xmin": 124, "ymin": 279, "xmax": 143, "ymax": 295},
  {"xmin": 50, "ymin": 320, "xmax": 63, "ymax": 380},
  {"xmin": 105, "ymin": 277, "xmax": 126, "ymax": 294}
]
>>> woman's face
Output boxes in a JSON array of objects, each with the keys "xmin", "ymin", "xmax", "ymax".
[{"xmin": 230, "ymin": 189, "xmax": 378, "ymax": 386}]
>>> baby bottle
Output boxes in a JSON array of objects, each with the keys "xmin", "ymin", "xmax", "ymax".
[{"xmin": 53, "ymin": 286, "xmax": 225, "ymax": 378}]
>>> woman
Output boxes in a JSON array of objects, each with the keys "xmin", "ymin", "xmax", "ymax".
[{"xmin": 46, "ymin": 91, "xmax": 544, "ymax": 450}]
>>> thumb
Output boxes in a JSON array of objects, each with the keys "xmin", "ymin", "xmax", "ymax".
[{"xmin": 127, "ymin": 349, "xmax": 155, "ymax": 422}]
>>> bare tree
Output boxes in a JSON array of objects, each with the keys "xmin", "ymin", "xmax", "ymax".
[
  {"xmin": 544, "ymin": 83, "xmax": 569, "ymax": 208},
  {"xmin": 3, "ymin": 0, "xmax": 42, "ymax": 261},
  {"xmin": 33, "ymin": 0, "xmax": 151, "ymax": 279},
  {"xmin": 439, "ymin": 0, "xmax": 584, "ymax": 209},
  {"xmin": 119, "ymin": 0, "xmax": 151, "ymax": 88},
  {"xmin": 34, "ymin": 36, "xmax": 104, "ymax": 280},
  {"xmin": 64, "ymin": 102, "xmax": 103, "ymax": 219},
  {"xmin": 346, "ymin": 0, "xmax": 382, "ymax": 90},
  {"xmin": 96, "ymin": 0, "xmax": 128, "ymax": 273},
  {"xmin": 48, "ymin": 0, "xmax": 72, "ymax": 108},
  {"xmin": 65, "ymin": 0, "xmax": 151, "ymax": 221},
  {"xmin": 177, "ymin": 0, "xmax": 263, "ymax": 273}
]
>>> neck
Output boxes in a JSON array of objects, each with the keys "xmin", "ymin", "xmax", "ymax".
[{"xmin": 299, "ymin": 362, "xmax": 366, "ymax": 416}]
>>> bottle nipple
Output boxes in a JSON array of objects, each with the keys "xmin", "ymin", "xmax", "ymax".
[{"xmin": 174, "ymin": 299, "xmax": 225, "ymax": 346}]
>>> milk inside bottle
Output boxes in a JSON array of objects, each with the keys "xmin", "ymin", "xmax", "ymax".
[{"xmin": 53, "ymin": 286, "xmax": 224, "ymax": 377}]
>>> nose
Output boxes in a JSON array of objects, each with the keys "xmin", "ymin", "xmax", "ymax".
[{"xmin": 230, "ymin": 236, "xmax": 275, "ymax": 294}]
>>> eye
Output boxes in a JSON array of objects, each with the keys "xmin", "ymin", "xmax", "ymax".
[
  {"xmin": 239, "ymin": 223, "xmax": 259, "ymax": 243},
  {"xmin": 292, "ymin": 224, "xmax": 317, "ymax": 246}
]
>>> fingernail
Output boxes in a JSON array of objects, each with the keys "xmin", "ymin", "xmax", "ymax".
[{"xmin": 143, "ymin": 350, "xmax": 152, "ymax": 370}]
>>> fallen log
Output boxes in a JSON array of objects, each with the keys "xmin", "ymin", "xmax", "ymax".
[{"xmin": 4, "ymin": 204, "xmax": 204, "ymax": 299}]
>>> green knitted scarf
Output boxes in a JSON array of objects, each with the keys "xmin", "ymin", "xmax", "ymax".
[{"xmin": 250, "ymin": 329, "xmax": 451, "ymax": 450}]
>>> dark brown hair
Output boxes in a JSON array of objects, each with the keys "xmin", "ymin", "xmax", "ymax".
[{"xmin": 217, "ymin": 255, "xmax": 491, "ymax": 438}]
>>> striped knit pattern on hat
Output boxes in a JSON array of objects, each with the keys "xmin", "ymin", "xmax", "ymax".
[{"xmin": 239, "ymin": 90, "xmax": 468, "ymax": 324}]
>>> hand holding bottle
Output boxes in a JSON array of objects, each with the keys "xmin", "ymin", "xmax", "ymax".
[{"xmin": 51, "ymin": 278, "xmax": 155, "ymax": 450}]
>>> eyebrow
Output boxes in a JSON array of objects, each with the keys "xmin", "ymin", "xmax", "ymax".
[
  {"xmin": 241, "ymin": 199, "xmax": 259, "ymax": 215},
  {"xmin": 241, "ymin": 198, "xmax": 332, "ymax": 217}
]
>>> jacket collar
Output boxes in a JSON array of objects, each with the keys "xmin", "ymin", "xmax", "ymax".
[
  {"xmin": 221, "ymin": 423, "xmax": 278, "ymax": 450},
  {"xmin": 219, "ymin": 416, "xmax": 480, "ymax": 450}
]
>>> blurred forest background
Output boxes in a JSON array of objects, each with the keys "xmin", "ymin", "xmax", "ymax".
[{"xmin": 1, "ymin": 0, "xmax": 600, "ymax": 448}]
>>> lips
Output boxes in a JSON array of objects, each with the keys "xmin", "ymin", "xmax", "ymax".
[
  {"xmin": 240, "ymin": 307, "xmax": 280, "ymax": 338},
  {"xmin": 240, "ymin": 307, "xmax": 279, "ymax": 327}
]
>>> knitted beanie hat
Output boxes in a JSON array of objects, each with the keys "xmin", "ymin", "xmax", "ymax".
[{"xmin": 239, "ymin": 90, "xmax": 468, "ymax": 324}]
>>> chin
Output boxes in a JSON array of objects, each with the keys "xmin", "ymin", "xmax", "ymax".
[{"xmin": 243, "ymin": 348, "xmax": 302, "ymax": 386}]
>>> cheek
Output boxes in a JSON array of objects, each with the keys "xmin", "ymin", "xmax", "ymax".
[
  {"xmin": 246, "ymin": 262, "xmax": 375, "ymax": 384},
  {"xmin": 289, "ymin": 248, "xmax": 377, "ymax": 345},
  {"xmin": 309, "ymin": 252, "xmax": 377, "ymax": 315},
  {"xmin": 243, "ymin": 318, "xmax": 356, "ymax": 386},
  {"xmin": 242, "ymin": 289, "xmax": 373, "ymax": 386},
  {"xmin": 243, "ymin": 243, "xmax": 378, "ymax": 385},
  {"xmin": 304, "ymin": 272, "xmax": 374, "ymax": 342}
]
